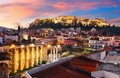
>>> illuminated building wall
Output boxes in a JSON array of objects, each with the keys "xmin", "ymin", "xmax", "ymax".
[
  {"xmin": 53, "ymin": 16, "xmax": 76, "ymax": 26},
  {"xmin": 4, "ymin": 45, "xmax": 60, "ymax": 74},
  {"xmin": 5, "ymin": 45, "xmax": 44, "ymax": 74},
  {"xmin": 22, "ymin": 34, "xmax": 29, "ymax": 40}
]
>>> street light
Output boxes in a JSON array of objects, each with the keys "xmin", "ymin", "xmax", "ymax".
[
  {"xmin": 30, "ymin": 43, "xmax": 35, "ymax": 47},
  {"xmin": 102, "ymin": 44, "xmax": 105, "ymax": 48},
  {"xmin": 21, "ymin": 45, "xmax": 24, "ymax": 48},
  {"xmin": 41, "ymin": 42, "xmax": 45, "ymax": 45},
  {"xmin": 47, "ymin": 44, "xmax": 51, "ymax": 49},
  {"xmin": 10, "ymin": 44, "xmax": 16, "ymax": 48},
  {"xmin": 57, "ymin": 45, "xmax": 60, "ymax": 48}
]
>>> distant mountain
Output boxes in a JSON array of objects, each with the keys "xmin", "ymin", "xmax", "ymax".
[{"xmin": 0, "ymin": 26, "xmax": 14, "ymax": 31}]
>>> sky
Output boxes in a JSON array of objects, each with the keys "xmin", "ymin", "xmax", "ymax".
[{"xmin": 0, "ymin": 0, "xmax": 120, "ymax": 29}]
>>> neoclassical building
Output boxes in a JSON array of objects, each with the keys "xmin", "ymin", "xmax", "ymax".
[{"xmin": 3, "ymin": 44, "xmax": 60, "ymax": 75}]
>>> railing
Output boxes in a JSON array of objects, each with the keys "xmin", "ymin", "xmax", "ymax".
[{"xmin": 24, "ymin": 71, "xmax": 32, "ymax": 78}]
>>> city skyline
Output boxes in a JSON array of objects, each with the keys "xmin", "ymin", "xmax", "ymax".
[{"xmin": 0, "ymin": 0, "xmax": 120, "ymax": 29}]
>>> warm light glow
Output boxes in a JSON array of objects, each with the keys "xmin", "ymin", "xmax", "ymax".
[
  {"xmin": 57, "ymin": 45, "xmax": 60, "ymax": 48},
  {"xmin": 114, "ymin": 63, "xmax": 117, "ymax": 65},
  {"xmin": 30, "ymin": 43, "xmax": 35, "ymax": 47},
  {"xmin": 102, "ymin": 44, "xmax": 105, "ymax": 47},
  {"xmin": 47, "ymin": 44, "xmax": 51, "ymax": 48},
  {"xmin": 21, "ymin": 45, "xmax": 25, "ymax": 48},
  {"xmin": 10, "ymin": 44, "xmax": 16, "ymax": 48},
  {"xmin": 42, "ymin": 42, "xmax": 45, "ymax": 45},
  {"xmin": 23, "ymin": 34, "xmax": 29, "ymax": 40},
  {"xmin": 6, "ymin": 43, "xmax": 61, "ymax": 74},
  {"xmin": 74, "ymin": 44, "xmax": 77, "ymax": 46}
]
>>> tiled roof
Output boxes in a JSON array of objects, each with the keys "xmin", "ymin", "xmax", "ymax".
[
  {"xmin": 70, "ymin": 56, "xmax": 100, "ymax": 72},
  {"xmin": 26, "ymin": 56, "xmax": 99, "ymax": 78},
  {"xmin": 31, "ymin": 66, "xmax": 82, "ymax": 78}
]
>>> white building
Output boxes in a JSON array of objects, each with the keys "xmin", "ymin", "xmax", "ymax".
[
  {"xmin": 103, "ymin": 40, "xmax": 120, "ymax": 47},
  {"xmin": 5, "ymin": 35, "xmax": 18, "ymax": 42},
  {"xmin": 89, "ymin": 37, "xmax": 105, "ymax": 50},
  {"xmin": 87, "ymin": 50, "xmax": 106, "ymax": 61},
  {"xmin": 92, "ymin": 70, "xmax": 120, "ymax": 78}
]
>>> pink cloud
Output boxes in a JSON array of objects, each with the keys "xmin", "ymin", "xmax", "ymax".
[
  {"xmin": 0, "ymin": 5, "xmax": 35, "ymax": 28},
  {"xmin": 77, "ymin": 1, "xmax": 100, "ymax": 10},
  {"xmin": 104, "ymin": 0, "xmax": 118, "ymax": 7},
  {"xmin": 53, "ymin": 0, "xmax": 119, "ymax": 11},
  {"xmin": 108, "ymin": 18, "xmax": 120, "ymax": 26},
  {"xmin": 53, "ymin": 1, "xmax": 101, "ymax": 11},
  {"xmin": 53, "ymin": 2, "xmax": 72, "ymax": 10},
  {"xmin": 7, "ymin": 0, "xmax": 45, "ymax": 6},
  {"xmin": 9, "ymin": 6, "xmax": 35, "ymax": 19},
  {"xmin": 0, "ymin": 0, "xmax": 46, "ymax": 28}
]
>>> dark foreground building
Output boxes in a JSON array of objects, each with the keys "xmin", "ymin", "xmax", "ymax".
[
  {"xmin": 0, "ymin": 52, "xmax": 10, "ymax": 78},
  {"xmin": 25, "ymin": 56, "xmax": 100, "ymax": 78}
]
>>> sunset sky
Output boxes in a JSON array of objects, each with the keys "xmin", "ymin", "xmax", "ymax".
[{"xmin": 0, "ymin": 0, "xmax": 120, "ymax": 29}]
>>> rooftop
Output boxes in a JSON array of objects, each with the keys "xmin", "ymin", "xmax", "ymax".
[
  {"xmin": 99, "ymin": 63, "xmax": 120, "ymax": 75},
  {"xmin": 25, "ymin": 56, "xmax": 93, "ymax": 78},
  {"xmin": 102, "ymin": 50, "xmax": 120, "ymax": 64}
]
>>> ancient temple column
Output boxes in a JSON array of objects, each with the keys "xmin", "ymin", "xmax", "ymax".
[
  {"xmin": 25, "ymin": 47, "xmax": 29, "ymax": 68},
  {"xmin": 40, "ymin": 45, "xmax": 43, "ymax": 63},
  {"xmin": 31, "ymin": 47, "xmax": 34, "ymax": 67},
  {"xmin": 33, "ymin": 47, "xmax": 36, "ymax": 65},
  {"xmin": 55, "ymin": 47, "xmax": 58, "ymax": 60},
  {"xmin": 14, "ymin": 48, "xmax": 19, "ymax": 73},
  {"xmin": 37, "ymin": 46, "xmax": 40, "ymax": 64},
  {"xmin": 35, "ymin": 46, "xmax": 39, "ymax": 65},
  {"xmin": 42, "ymin": 47, "xmax": 47, "ymax": 61},
  {"xmin": 18, "ymin": 48, "xmax": 22, "ymax": 71},
  {"xmin": 24, "ymin": 47, "xmax": 28, "ymax": 69},
  {"xmin": 52, "ymin": 47, "xmax": 55, "ymax": 62},
  {"xmin": 26, "ymin": 47, "xmax": 30, "ymax": 68},
  {"xmin": 50, "ymin": 48, "xmax": 53, "ymax": 62},
  {"xmin": 20, "ymin": 48, "xmax": 25, "ymax": 70},
  {"xmin": 38, "ymin": 46, "xmax": 41, "ymax": 64}
]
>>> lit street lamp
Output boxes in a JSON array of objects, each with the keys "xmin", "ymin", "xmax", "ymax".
[{"xmin": 10, "ymin": 44, "xmax": 16, "ymax": 48}]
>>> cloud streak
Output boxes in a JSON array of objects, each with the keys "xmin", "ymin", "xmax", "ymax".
[
  {"xmin": 108, "ymin": 18, "xmax": 120, "ymax": 26},
  {"xmin": 53, "ymin": 0, "xmax": 120, "ymax": 11},
  {"xmin": 53, "ymin": 1, "xmax": 101, "ymax": 11}
]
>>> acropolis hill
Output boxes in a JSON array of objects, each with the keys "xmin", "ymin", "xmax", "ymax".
[{"xmin": 29, "ymin": 16, "xmax": 113, "ymax": 28}]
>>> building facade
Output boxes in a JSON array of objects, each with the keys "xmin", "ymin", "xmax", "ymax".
[{"xmin": 3, "ymin": 44, "xmax": 60, "ymax": 75}]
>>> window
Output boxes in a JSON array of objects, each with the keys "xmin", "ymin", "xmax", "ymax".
[{"xmin": 0, "ymin": 71, "xmax": 4, "ymax": 77}]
